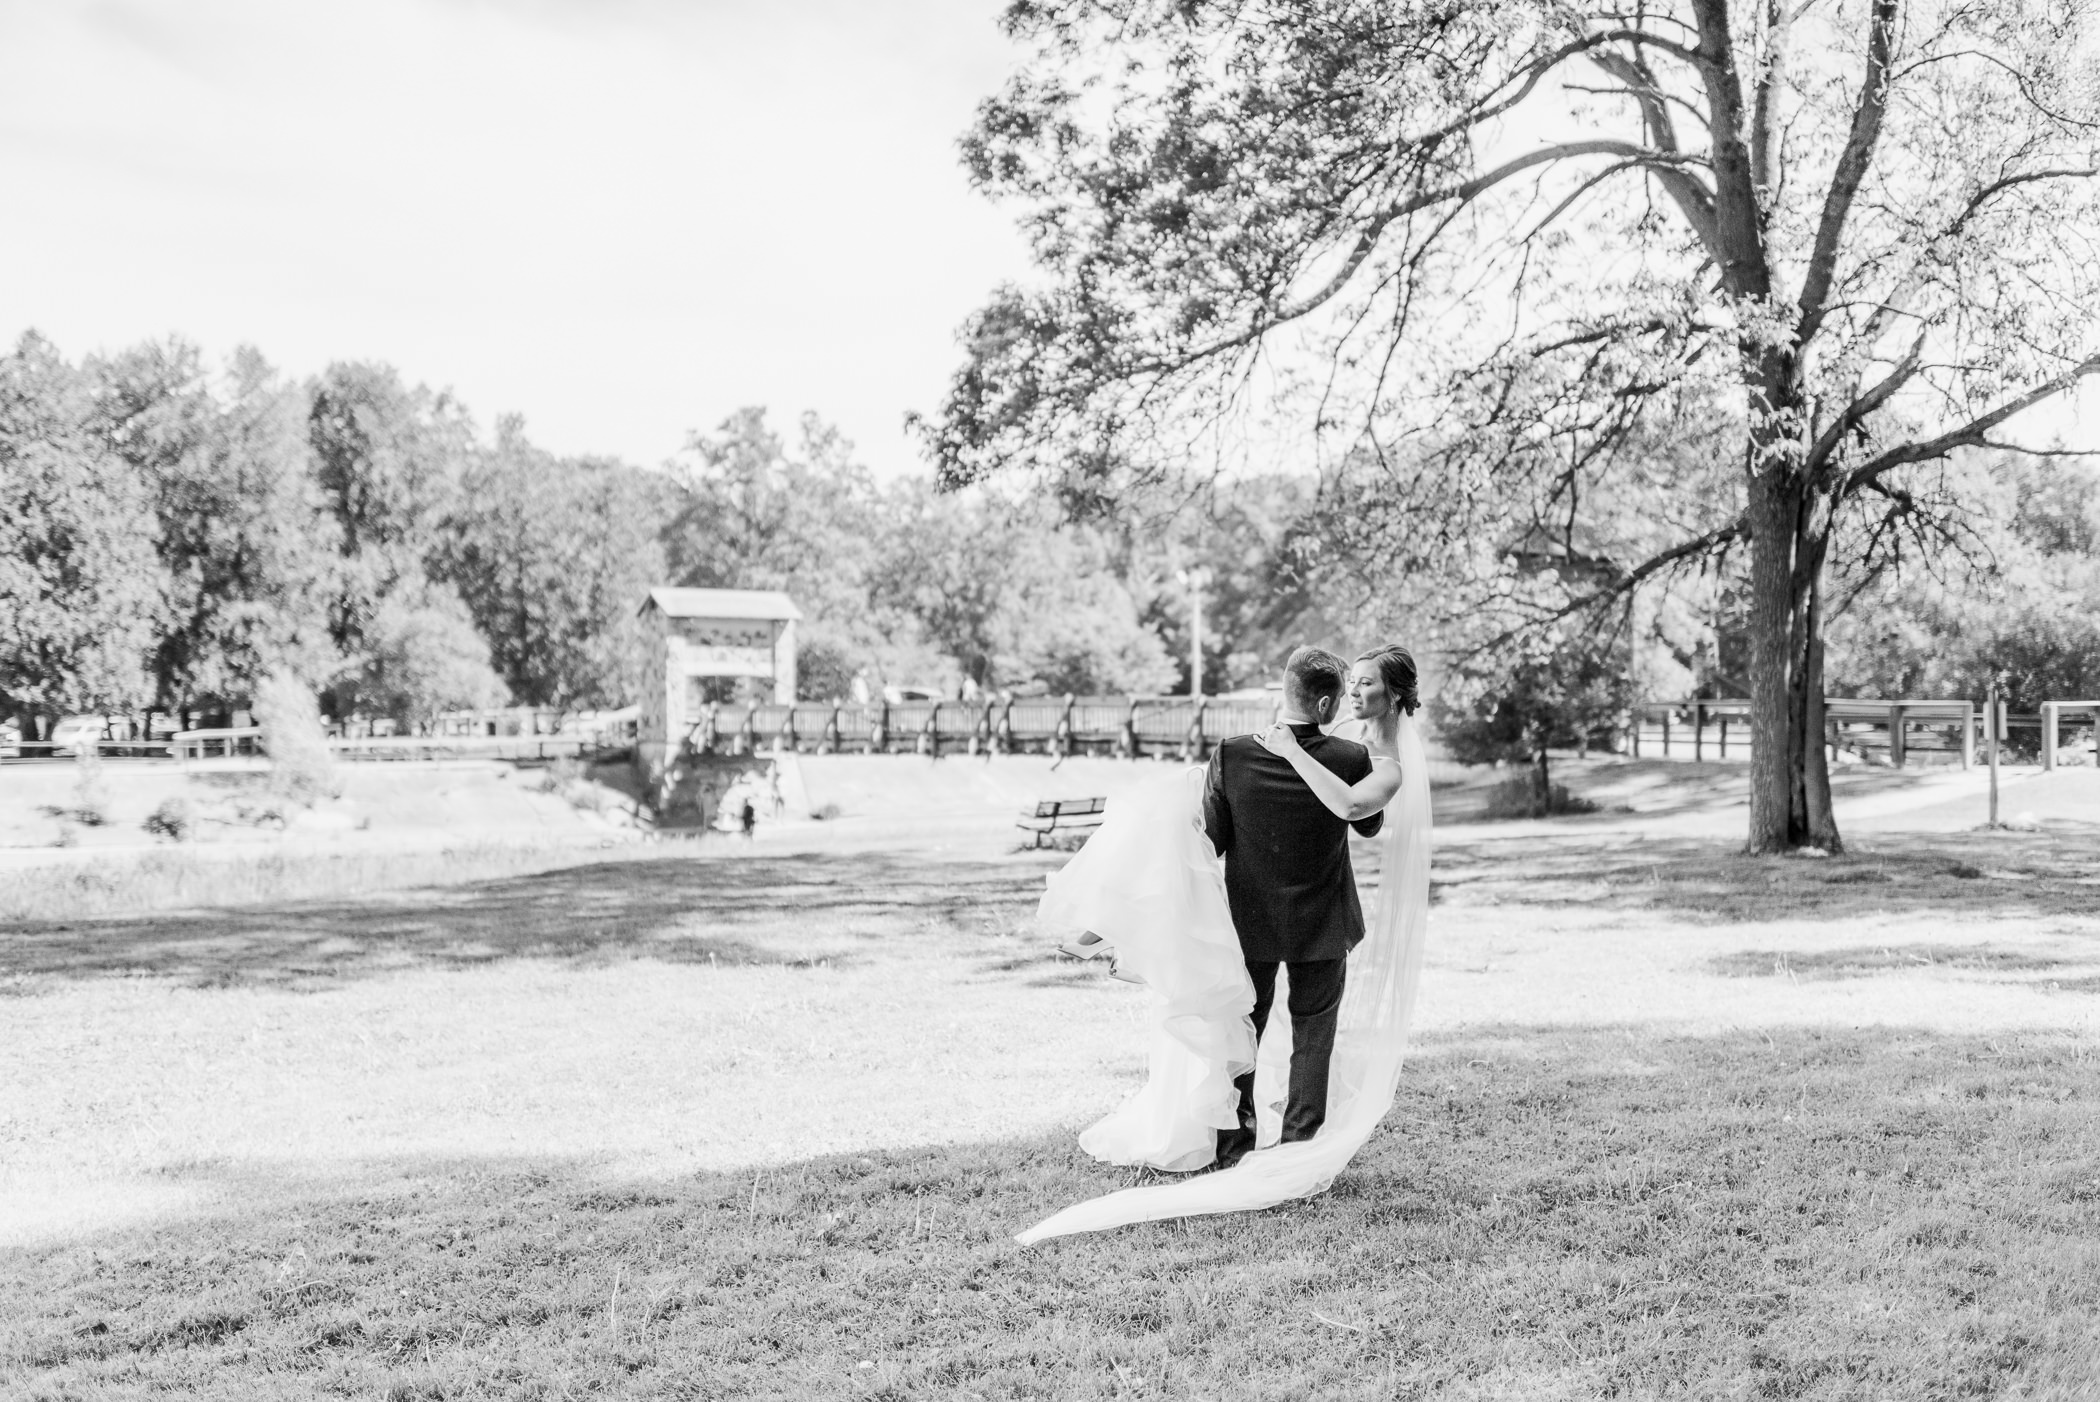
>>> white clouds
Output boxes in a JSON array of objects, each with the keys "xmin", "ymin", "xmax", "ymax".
[{"xmin": 0, "ymin": 0, "xmax": 1029, "ymax": 471}]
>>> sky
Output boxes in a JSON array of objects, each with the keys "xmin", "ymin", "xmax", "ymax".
[
  {"xmin": 1, "ymin": 2, "xmax": 2090, "ymax": 481},
  {"xmin": 0, "ymin": 0, "xmax": 1034, "ymax": 475}
]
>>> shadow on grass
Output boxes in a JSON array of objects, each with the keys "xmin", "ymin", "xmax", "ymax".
[
  {"xmin": 0, "ymin": 852, "xmax": 1054, "ymax": 991},
  {"xmin": 1430, "ymin": 758, "xmax": 1938, "ymax": 827},
  {"xmin": 1710, "ymin": 943, "xmax": 2071, "ymax": 980},
  {"xmin": 1425, "ymin": 825, "xmax": 2100, "ymax": 925},
  {"xmin": 5, "ymin": 1026, "xmax": 2098, "ymax": 1399}
]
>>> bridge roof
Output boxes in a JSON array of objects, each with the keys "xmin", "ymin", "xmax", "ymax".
[{"xmin": 641, "ymin": 587, "xmax": 803, "ymax": 622}]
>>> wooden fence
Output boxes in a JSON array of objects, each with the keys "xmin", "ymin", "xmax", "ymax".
[
  {"xmin": 678, "ymin": 694, "xmax": 1282, "ymax": 760},
  {"xmin": 2039, "ymin": 701, "xmax": 2100, "ymax": 771},
  {"xmin": 1631, "ymin": 697, "xmax": 2100, "ymax": 769},
  {"xmin": 153, "ymin": 728, "xmax": 615, "ymax": 763},
  {"xmin": 23, "ymin": 694, "xmax": 2087, "ymax": 770}
]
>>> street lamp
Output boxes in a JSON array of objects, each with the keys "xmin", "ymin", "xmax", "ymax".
[{"xmin": 1175, "ymin": 566, "xmax": 1212, "ymax": 699}]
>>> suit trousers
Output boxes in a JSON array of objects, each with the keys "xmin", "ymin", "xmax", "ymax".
[{"xmin": 1230, "ymin": 957, "xmax": 1346, "ymax": 1147}]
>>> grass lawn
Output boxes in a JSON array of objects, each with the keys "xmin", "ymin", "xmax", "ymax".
[{"xmin": 5, "ymin": 822, "xmax": 2100, "ymax": 1399}]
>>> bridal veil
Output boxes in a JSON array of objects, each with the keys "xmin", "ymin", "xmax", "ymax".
[{"xmin": 1020, "ymin": 712, "xmax": 1434, "ymax": 1243}]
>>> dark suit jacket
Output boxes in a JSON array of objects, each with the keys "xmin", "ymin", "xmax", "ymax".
[{"xmin": 1202, "ymin": 723, "xmax": 1384, "ymax": 963}]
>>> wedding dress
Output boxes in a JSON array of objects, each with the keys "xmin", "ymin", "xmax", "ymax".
[{"xmin": 1020, "ymin": 712, "xmax": 1433, "ymax": 1243}]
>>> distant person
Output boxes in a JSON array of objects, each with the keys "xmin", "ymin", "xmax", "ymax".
[
  {"xmin": 739, "ymin": 793, "xmax": 757, "ymax": 841},
  {"xmin": 766, "ymin": 765, "xmax": 784, "ymax": 818}
]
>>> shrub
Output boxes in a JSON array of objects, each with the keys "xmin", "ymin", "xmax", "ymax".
[
  {"xmin": 1481, "ymin": 773, "xmax": 1599, "ymax": 820},
  {"xmin": 144, "ymin": 796, "xmax": 195, "ymax": 842},
  {"xmin": 535, "ymin": 757, "xmax": 586, "ymax": 794},
  {"xmin": 71, "ymin": 743, "xmax": 111, "ymax": 827},
  {"xmin": 253, "ymin": 673, "xmax": 341, "ymax": 808}
]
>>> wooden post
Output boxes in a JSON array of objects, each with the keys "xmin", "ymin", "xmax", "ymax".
[
  {"xmin": 1660, "ymin": 707, "xmax": 1671, "ymax": 758},
  {"xmin": 2041, "ymin": 702, "xmax": 2059, "ymax": 772},
  {"xmin": 1630, "ymin": 704, "xmax": 1643, "ymax": 759},
  {"xmin": 1718, "ymin": 713, "xmax": 1729, "ymax": 759},
  {"xmin": 1693, "ymin": 702, "xmax": 1705, "ymax": 761},
  {"xmin": 1987, "ymin": 677, "xmax": 2002, "ymax": 827},
  {"xmin": 1959, "ymin": 701, "xmax": 1974, "ymax": 770},
  {"xmin": 1889, "ymin": 703, "xmax": 1906, "ymax": 768}
]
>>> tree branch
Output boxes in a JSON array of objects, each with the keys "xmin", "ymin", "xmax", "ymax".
[
  {"xmin": 1160, "ymin": 142, "xmax": 1710, "ymax": 373},
  {"xmin": 1843, "ymin": 355, "xmax": 2100, "ymax": 494},
  {"xmin": 1804, "ymin": 328, "xmax": 1928, "ymax": 474},
  {"xmin": 1482, "ymin": 513, "xmax": 1747, "ymax": 652},
  {"xmin": 1857, "ymin": 165, "xmax": 2100, "ymax": 346},
  {"xmin": 1749, "ymin": 0, "xmax": 1791, "ymax": 200},
  {"xmin": 1687, "ymin": 0, "xmax": 1773, "ymax": 299},
  {"xmin": 1585, "ymin": 48, "xmax": 1724, "ymax": 254},
  {"xmin": 1796, "ymin": 0, "xmax": 1897, "ymax": 345}
]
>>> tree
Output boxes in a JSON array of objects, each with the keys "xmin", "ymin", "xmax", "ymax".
[
  {"xmin": 441, "ymin": 415, "xmax": 668, "ymax": 711},
  {"xmin": 343, "ymin": 587, "xmax": 509, "ymax": 728},
  {"xmin": 1127, "ymin": 476, "xmax": 1340, "ymax": 695},
  {"xmin": 665, "ymin": 408, "xmax": 882, "ymax": 621},
  {"xmin": 1825, "ymin": 452, "xmax": 2100, "ymax": 714},
  {"xmin": 0, "ymin": 333, "xmax": 166, "ymax": 725},
  {"xmin": 96, "ymin": 341, "xmax": 339, "ymax": 711},
  {"xmin": 1432, "ymin": 626, "xmax": 1636, "ymax": 816},
  {"xmin": 665, "ymin": 408, "xmax": 901, "ymax": 686},
  {"xmin": 308, "ymin": 361, "xmax": 474, "ymax": 656},
  {"xmin": 927, "ymin": 0, "xmax": 2100, "ymax": 852},
  {"xmin": 869, "ymin": 480, "xmax": 1177, "ymax": 694}
]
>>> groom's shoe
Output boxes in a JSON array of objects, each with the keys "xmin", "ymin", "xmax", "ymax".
[
  {"xmin": 1214, "ymin": 1126, "xmax": 1256, "ymax": 1171},
  {"xmin": 1057, "ymin": 930, "xmax": 1110, "ymax": 960}
]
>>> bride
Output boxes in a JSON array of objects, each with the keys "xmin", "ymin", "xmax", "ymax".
[{"xmin": 1020, "ymin": 645, "xmax": 1432, "ymax": 1243}]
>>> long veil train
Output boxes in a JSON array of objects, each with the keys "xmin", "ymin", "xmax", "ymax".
[{"xmin": 1019, "ymin": 713, "xmax": 1433, "ymax": 1244}]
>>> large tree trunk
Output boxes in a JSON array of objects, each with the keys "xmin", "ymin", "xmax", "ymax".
[{"xmin": 1744, "ymin": 452, "xmax": 1845, "ymax": 854}]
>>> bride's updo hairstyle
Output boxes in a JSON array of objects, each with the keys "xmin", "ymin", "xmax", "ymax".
[{"xmin": 1357, "ymin": 644, "xmax": 1420, "ymax": 716}]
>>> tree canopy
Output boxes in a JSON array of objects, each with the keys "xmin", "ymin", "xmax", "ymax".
[{"xmin": 927, "ymin": 0, "xmax": 2100, "ymax": 849}]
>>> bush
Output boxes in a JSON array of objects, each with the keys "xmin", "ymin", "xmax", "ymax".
[
  {"xmin": 1481, "ymin": 773, "xmax": 1599, "ymax": 820},
  {"xmin": 144, "ymin": 796, "xmax": 196, "ymax": 842},
  {"xmin": 253, "ymin": 673, "xmax": 341, "ymax": 808},
  {"xmin": 348, "ymin": 589, "xmax": 509, "ymax": 727},
  {"xmin": 71, "ymin": 743, "xmax": 111, "ymax": 827},
  {"xmin": 534, "ymin": 757, "xmax": 586, "ymax": 794}
]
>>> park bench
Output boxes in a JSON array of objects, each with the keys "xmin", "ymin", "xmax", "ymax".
[{"xmin": 1016, "ymin": 795, "xmax": 1107, "ymax": 848}]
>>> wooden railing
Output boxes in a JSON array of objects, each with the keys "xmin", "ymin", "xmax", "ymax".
[
  {"xmin": 1629, "ymin": 697, "xmax": 2091, "ymax": 770},
  {"xmin": 2039, "ymin": 701, "xmax": 2100, "ymax": 771},
  {"xmin": 161, "ymin": 727, "xmax": 621, "ymax": 763},
  {"xmin": 676, "ymin": 694, "xmax": 1284, "ymax": 760}
]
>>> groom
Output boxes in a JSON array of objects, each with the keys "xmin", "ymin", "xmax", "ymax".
[{"xmin": 1202, "ymin": 646, "xmax": 1383, "ymax": 1169}]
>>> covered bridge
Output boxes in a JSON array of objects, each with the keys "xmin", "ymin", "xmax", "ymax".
[{"xmin": 636, "ymin": 587, "xmax": 801, "ymax": 788}]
